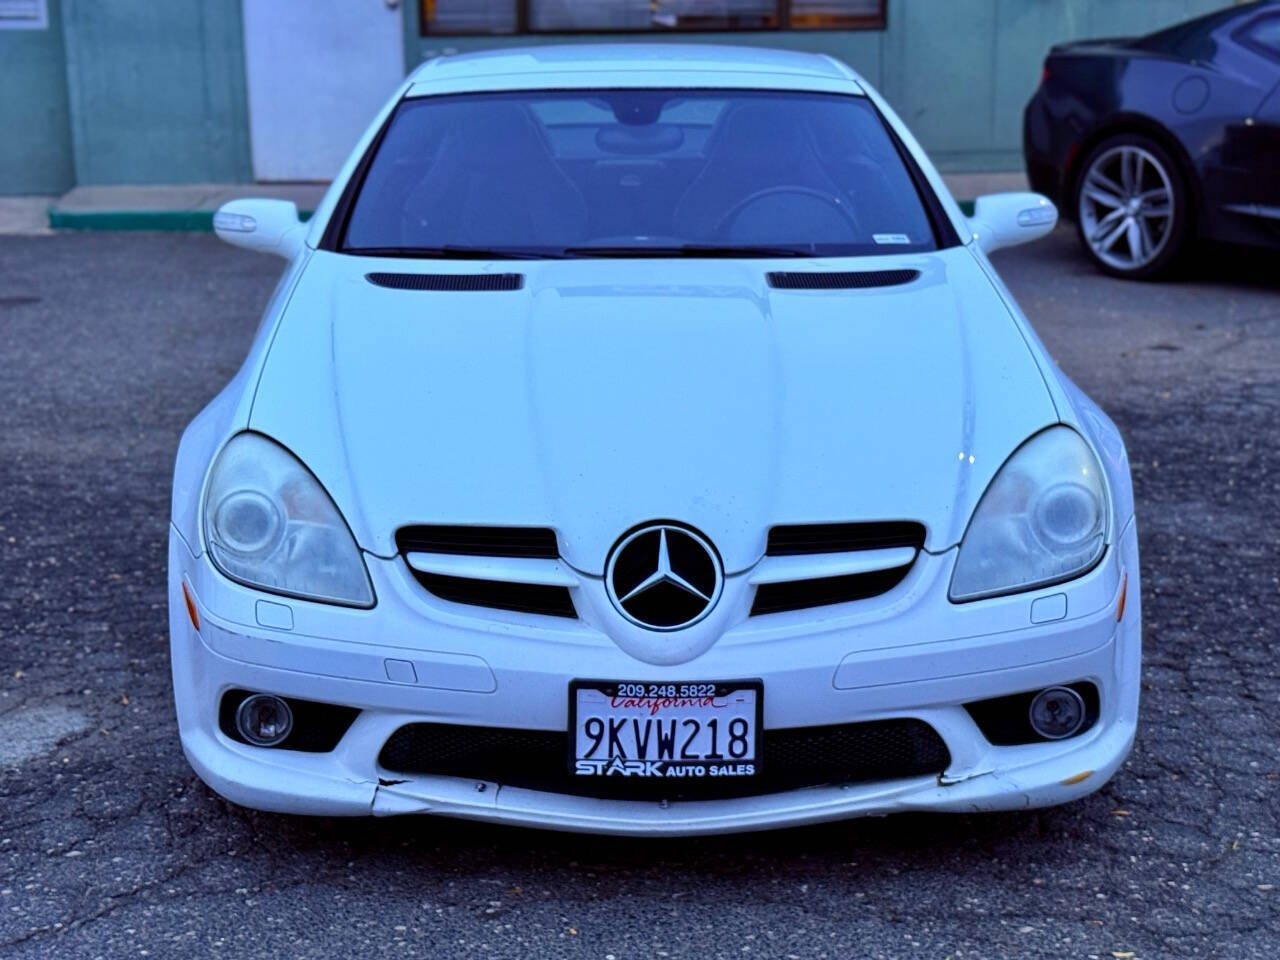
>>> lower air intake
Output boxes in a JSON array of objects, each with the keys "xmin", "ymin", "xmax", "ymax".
[{"xmin": 377, "ymin": 718, "xmax": 950, "ymax": 801}]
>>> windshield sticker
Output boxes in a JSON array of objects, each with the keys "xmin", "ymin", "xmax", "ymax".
[{"xmin": 873, "ymin": 233, "xmax": 912, "ymax": 245}]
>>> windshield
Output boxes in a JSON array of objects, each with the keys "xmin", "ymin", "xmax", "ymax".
[{"xmin": 338, "ymin": 90, "xmax": 943, "ymax": 259}]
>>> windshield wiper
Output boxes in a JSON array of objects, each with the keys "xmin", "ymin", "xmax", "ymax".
[
  {"xmin": 561, "ymin": 244, "xmax": 814, "ymax": 258},
  {"xmin": 344, "ymin": 245, "xmax": 567, "ymax": 260}
]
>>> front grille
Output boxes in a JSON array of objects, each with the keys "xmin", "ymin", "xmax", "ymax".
[
  {"xmin": 751, "ymin": 521, "xmax": 925, "ymax": 616},
  {"xmin": 396, "ymin": 525, "xmax": 559, "ymax": 559},
  {"xmin": 396, "ymin": 525, "xmax": 576, "ymax": 618},
  {"xmin": 766, "ymin": 521, "xmax": 925, "ymax": 555},
  {"xmin": 409, "ymin": 571, "xmax": 577, "ymax": 618},
  {"xmin": 752, "ymin": 566, "xmax": 914, "ymax": 616},
  {"xmin": 767, "ymin": 269, "xmax": 920, "ymax": 291},
  {"xmin": 377, "ymin": 718, "xmax": 950, "ymax": 801}
]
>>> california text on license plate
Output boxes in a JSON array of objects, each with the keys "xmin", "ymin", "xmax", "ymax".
[{"xmin": 569, "ymin": 680, "xmax": 762, "ymax": 779}]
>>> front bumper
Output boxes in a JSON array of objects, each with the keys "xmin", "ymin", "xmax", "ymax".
[{"xmin": 169, "ymin": 518, "xmax": 1141, "ymax": 835}]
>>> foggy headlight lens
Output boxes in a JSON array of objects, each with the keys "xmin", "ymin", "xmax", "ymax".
[
  {"xmin": 203, "ymin": 433, "xmax": 374, "ymax": 607},
  {"xmin": 214, "ymin": 491, "xmax": 283, "ymax": 556},
  {"xmin": 950, "ymin": 427, "xmax": 1107, "ymax": 602}
]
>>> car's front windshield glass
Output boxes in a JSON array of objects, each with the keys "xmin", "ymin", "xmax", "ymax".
[{"xmin": 340, "ymin": 89, "xmax": 940, "ymax": 259}]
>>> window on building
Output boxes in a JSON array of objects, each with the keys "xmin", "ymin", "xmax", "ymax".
[
  {"xmin": 788, "ymin": 1, "xmax": 882, "ymax": 30},
  {"xmin": 420, "ymin": 0, "xmax": 884, "ymax": 35},
  {"xmin": 424, "ymin": 0, "xmax": 518, "ymax": 35},
  {"xmin": 0, "ymin": 0, "xmax": 48, "ymax": 30},
  {"xmin": 531, "ymin": 1, "xmax": 778, "ymax": 32}
]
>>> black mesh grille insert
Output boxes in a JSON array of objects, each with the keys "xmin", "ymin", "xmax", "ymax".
[
  {"xmin": 218, "ymin": 690, "xmax": 359, "ymax": 753},
  {"xmin": 366, "ymin": 272, "xmax": 524, "ymax": 291},
  {"xmin": 377, "ymin": 718, "xmax": 950, "ymax": 800},
  {"xmin": 396, "ymin": 525, "xmax": 559, "ymax": 559},
  {"xmin": 767, "ymin": 269, "xmax": 920, "ymax": 290},
  {"xmin": 766, "ymin": 521, "xmax": 926, "ymax": 555}
]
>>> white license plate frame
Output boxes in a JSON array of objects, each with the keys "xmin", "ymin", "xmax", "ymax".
[{"xmin": 568, "ymin": 679, "xmax": 763, "ymax": 779}]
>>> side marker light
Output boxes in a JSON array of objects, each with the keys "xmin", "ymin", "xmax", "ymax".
[{"xmin": 181, "ymin": 581, "xmax": 200, "ymax": 631}]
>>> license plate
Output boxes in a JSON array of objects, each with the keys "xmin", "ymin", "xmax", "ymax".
[{"xmin": 569, "ymin": 680, "xmax": 761, "ymax": 779}]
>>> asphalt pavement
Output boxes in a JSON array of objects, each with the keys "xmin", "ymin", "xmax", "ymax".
[{"xmin": 0, "ymin": 228, "xmax": 1277, "ymax": 959}]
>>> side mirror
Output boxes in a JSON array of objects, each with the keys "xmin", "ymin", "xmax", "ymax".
[
  {"xmin": 213, "ymin": 199, "xmax": 306, "ymax": 260},
  {"xmin": 966, "ymin": 192, "xmax": 1058, "ymax": 254}
]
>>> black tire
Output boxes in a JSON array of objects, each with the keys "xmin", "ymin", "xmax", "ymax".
[{"xmin": 1073, "ymin": 132, "xmax": 1189, "ymax": 280}]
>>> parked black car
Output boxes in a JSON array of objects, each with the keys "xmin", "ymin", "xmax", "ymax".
[{"xmin": 1024, "ymin": 1, "xmax": 1280, "ymax": 278}]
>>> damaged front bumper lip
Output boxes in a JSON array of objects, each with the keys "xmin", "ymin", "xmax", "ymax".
[{"xmin": 362, "ymin": 716, "xmax": 1134, "ymax": 836}]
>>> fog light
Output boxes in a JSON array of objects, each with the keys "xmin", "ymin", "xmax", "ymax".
[
  {"xmin": 1028, "ymin": 686, "xmax": 1086, "ymax": 740},
  {"xmin": 235, "ymin": 694, "xmax": 293, "ymax": 746}
]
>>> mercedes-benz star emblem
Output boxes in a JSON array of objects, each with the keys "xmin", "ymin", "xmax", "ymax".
[{"xmin": 606, "ymin": 523, "xmax": 724, "ymax": 631}]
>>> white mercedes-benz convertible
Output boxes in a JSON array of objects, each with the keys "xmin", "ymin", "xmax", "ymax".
[{"xmin": 170, "ymin": 45, "xmax": 1141, "ymax": 835}]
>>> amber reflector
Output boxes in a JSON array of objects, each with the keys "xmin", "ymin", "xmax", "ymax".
[
  {"xmin": 182, "ymin": 581, "xmax": 200, "ymax": 631},
  {"xmin": 1115, "ymin": 572, "xmax": 1128, "ymax": 622}
]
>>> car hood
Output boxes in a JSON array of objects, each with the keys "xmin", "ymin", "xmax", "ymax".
[{"xmin": 250, "ymin": 249, "xmax": 1057, "ymax": 574}]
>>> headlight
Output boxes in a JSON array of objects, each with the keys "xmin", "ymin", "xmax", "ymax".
[
  {"xmin": 950, "ymin": 426, "xmax": 1107, "ymax": 602},
  {"xmin": 203, "ymin": 433, "xmax": 374, "ymax": 607}
]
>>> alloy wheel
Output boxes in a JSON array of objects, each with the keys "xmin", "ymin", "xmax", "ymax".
[{"xmin": 1077, "ymin": 145, "xmax": 1174, "ymax": 272}]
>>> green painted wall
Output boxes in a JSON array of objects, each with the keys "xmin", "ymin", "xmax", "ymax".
[
  {"xmin": 0, "ymin": 0, "xmax": 74, "ymax": 195},
  {"xmin": 405, "ymin": 0, "xmax": 1234, "ymax": 172},
  {"xmin": 0, "ymin": 0, "xmax": 1241, "ymax": 194},
  {"xmin": 60, "ymin": 0, "xmax": 251, "ymax": 185}
]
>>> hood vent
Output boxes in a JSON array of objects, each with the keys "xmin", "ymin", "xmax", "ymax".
[
  {"xmin": 366, "ymin": 272, "xmax": 524, "ymax": 292},
  {"xmin": 766, "ymin": 269, "xmax": 920, "ymax": 291}
]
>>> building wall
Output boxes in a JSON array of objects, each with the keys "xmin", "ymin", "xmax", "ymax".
[
  {"xmin": 406, "ymin": 0, "xmax": 1234, "ymax": 172},
  {"xmin": 0, "ymin": 0, "xmax": 1243, "ymax": 194},
  {"xmin": 60, "ymin": 0, "xmax": 252, "ymax": 185},
  {"xmin": 0, "ymin": 0, "xmax": 74, "ymax": 195}
]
